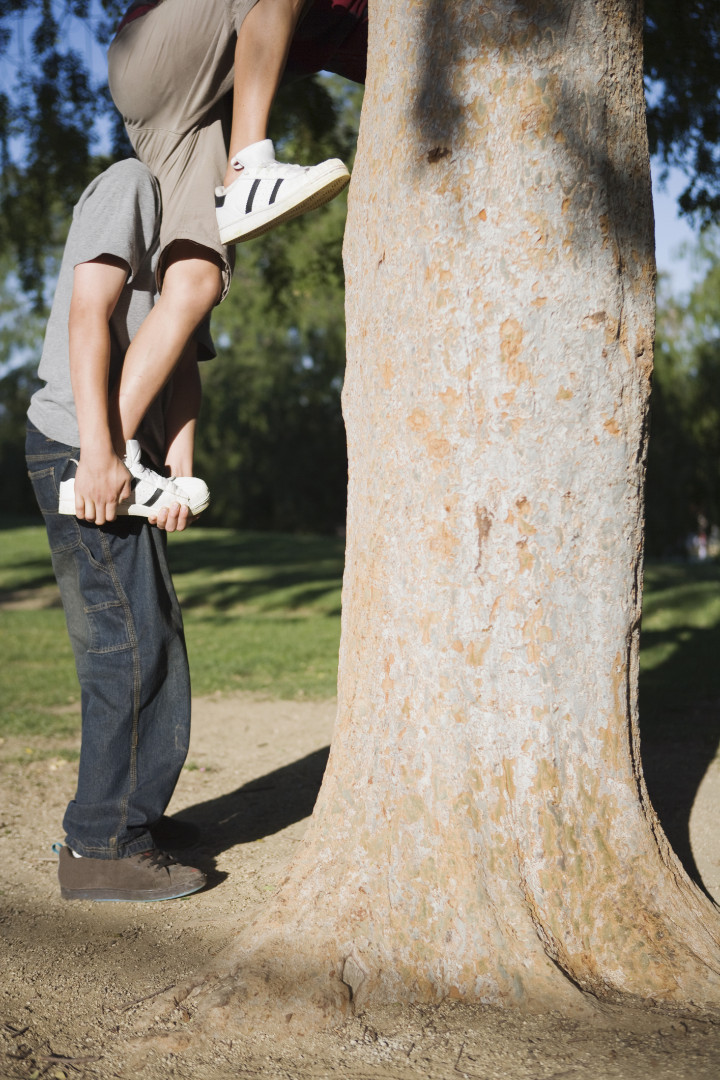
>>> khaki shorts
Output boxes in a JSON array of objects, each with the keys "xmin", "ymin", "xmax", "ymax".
[{"xmin": 108, "ymin": 0, "xmax": 258, "ymax": 300}]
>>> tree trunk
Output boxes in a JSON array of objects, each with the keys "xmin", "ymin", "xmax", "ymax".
[{"xmin": 162, "ymin": 0, "xmax": 720, "ymax": 1038}]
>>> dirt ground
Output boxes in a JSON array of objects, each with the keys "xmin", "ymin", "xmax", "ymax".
[{"xmin": 2, "ymin": 693, "xmax": 720, "ymax": 1080}]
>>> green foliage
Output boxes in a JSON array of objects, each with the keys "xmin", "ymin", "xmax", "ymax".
[
  {"xmin": 645, "ymin": 229, "xmax": 720, "ymax": 553},
  {"xmin": 0, "ymin": 0, "xmax": 125, "ymax": 295},
  {"xmin": 645, "ymin": 0, "xmax": 720, "ymax": 222},
  {"xmin": 192, "ymin": 77, "xmax": 360, "ymax": 532},
  {"xmin": 0, "ymin": 520, "xmax": 343, "ymax": 736},
  {"xmin": 0, "ymin": 252, "xmax": 44, "ymax": 514},
  {"xmin": 197, "ymin": 196, "xmax": 349, "ymax": 533},
  {"xmin": 0, "ymin": 0, "xmax": 717, "ymax": 291}
]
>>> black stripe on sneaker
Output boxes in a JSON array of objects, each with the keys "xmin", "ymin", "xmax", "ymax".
[
  {"xmin": 246, "ymin": 180, "xmax": 261, "ymax": 213},
  {"xmin": 141, "ymin": 487, "xmax": 164, "ymax": 508},
  {"xmin": 269, "ymin": 179, "xmax": 283, "ymax": 205},
  {"xmin": 215, "ymin": 192, "xmax": 225, "ymax": 208}
]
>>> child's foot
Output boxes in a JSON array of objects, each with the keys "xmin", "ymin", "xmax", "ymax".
[
  {"xmin": 123, "ymin": 440, "xmax": 211, "ymax": 517},
  {"xmin": 58, "ymin": 441, "xmax": 210, "ymax": 519},
  {"xmin": 215, "ymin": 138, "xmax": 350, "ymax": 245}
]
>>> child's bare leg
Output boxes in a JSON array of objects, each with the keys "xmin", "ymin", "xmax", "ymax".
[
  {"xmin": 223, "ymin": 0, "xmax": 306, "ymax": 187},
  {"xmin": 215, "ymin": 0, "xmax": 350, "ymax": 244},
  {"xmin": 110, "ymin": 242, "xmax": 222, "ymax": 451}
]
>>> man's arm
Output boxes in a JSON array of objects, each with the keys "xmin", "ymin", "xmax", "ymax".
[
  {"xmin": 148, "ymin": 342, "xmax": 202, "ymax": 533},
  {"xmin": 68, "ymin": 255, "xmax": 132, "ymax": 525}
]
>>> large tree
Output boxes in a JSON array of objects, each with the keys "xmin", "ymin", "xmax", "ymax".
[{"xmin": 139, "ymin": 0, "xmax": 720, "ymax": 1043}]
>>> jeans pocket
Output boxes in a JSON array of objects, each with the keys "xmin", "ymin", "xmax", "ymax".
[
  {"xmin": 84, "ymin": 599, "xmax": 134, "ymax": 654},
  {"xmin": 26, "ymin": 465, "xmax": 59, "ymax": 515},
  {"xmin": 27, "ymin": 464, "xmax": 83, "ymax": 555},
  {"xmin": 74, "ymin": 531, "xmax": 134, "ymax": 654}
]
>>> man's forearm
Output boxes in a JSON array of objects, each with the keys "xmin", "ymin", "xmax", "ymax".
[
  {"xmin": 69, "ymin": 307, "xmax": 115, "ymax": 457},
  {"xmin": 67, "ymin": 257, "xmax": 132, "ymax": 524}
]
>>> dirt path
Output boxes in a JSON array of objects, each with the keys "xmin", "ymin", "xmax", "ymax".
[{"xmin": 2, "ymin": 693, "xmax": 720, "ymax": 1079}]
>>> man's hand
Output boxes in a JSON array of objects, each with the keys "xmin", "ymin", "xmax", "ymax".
[
  {"xmin": 148, "ymin": 503, "xmax": 194, "ymax": 533},
  {"xmin": 74, "ymin": 452, "xmax": 132, "ymax": 525}
]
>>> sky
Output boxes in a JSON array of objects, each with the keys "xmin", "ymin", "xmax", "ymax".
[{"xmin": 652, "ymin": 166, "xmax": 702, "ymax": 297}]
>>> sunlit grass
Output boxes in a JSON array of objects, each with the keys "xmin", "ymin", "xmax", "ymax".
[
  {"xmin": 2, "ymin": 520, "xmax": 720, "ymax": 743},
  {"xmin": 0, "ymin": 519, "xmax": 342, "ymax": 736},
  {"xmin": 639, "ymin": 560, "xmax": 720, "ymax": 741}
]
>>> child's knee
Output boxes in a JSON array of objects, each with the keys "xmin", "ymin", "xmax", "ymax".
[{"xmin": 161, "ymin": 243, "xmax": 224, "ymax": 314}]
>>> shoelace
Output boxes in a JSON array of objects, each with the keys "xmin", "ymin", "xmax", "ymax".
[
  {"xmin": 230, "ymin": 157, "xmax": 310, "ymax": 176},
  {"xmin": 125, "ymin": 450, "xmax": 183, "ymax": 496},
  {"xmin": 135, "ymin": 460, "xmax": 182, "ymax": 495},
  {"xmin": 139, "ymin": 849, "xmax": 178, "ymax": 870}
]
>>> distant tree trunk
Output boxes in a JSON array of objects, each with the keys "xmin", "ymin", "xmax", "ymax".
[{"xmin": 164, "ymin": 0, "xmax": 720, "ymax": 1038}]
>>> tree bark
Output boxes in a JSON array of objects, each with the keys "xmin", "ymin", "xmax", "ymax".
[{"xmin": 161, "ymin": 0, "xmax": 720, "ymax": 1039}]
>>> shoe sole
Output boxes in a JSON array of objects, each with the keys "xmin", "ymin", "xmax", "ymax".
[
  {"xmin": 58, "ymin": 491, "xmax": 210, "ymax": 518},
  {"xmin": 219, "ymin": 165, "xmax": 350, "ymax": 245},
  {"xmin": 60, "ymin": 879, "xmax": 206, "ymax": 902}
]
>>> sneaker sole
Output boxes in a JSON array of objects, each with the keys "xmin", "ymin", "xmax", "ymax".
[
  {"xmin": 60, "ymin": 879, "xmax": 206, "ymax": 902},
  {"xmin": 126, "ymin": 492, "xmax": 210, "ymax": 517},
  {"xmin": 219, "ymin": 165, "xmax": 351, "ymax": 245},
  {"xmin": 58, "ymin": 491, "xmax": 210, "ymax": 518}
]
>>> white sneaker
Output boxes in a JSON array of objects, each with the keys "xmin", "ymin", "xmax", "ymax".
[
  {"xmin": 57, "ymin": 441, "xmax": 210, "ymax": 519},
  {"xmin": 215, "ymin": 139, "xmax": 350, "ymax": 245}
]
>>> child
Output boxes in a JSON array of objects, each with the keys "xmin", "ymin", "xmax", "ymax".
[
  {"xmin": 27, "ymin": 159, "xmax": 209, "ymax": 900},
  {"xmin": 101, "ymin": 0, "xmax": 367, "ymax": 515}
]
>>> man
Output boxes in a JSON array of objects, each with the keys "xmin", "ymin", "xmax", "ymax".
[{"xmin": 26, "ymin": 158, "xmax": 208, "ymax": 901}]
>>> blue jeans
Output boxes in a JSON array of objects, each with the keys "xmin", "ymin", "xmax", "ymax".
[{"xmin": 26, "ymin": 422, "xmax": 191, "ymax": 858}]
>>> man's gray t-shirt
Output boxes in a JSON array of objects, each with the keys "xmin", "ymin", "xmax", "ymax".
[{"xmin": 28, "ymin": 159, "xmax": 166, "ymax": 462}]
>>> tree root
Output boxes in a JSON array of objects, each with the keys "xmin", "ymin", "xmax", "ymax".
[{"xmin": 129, "ymin": 945, "xmax": 353, "ymax": 1046}]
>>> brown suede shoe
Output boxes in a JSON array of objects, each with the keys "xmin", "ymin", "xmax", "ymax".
[{"xmin": 58, "ymin": 845, "xmax": 206, "ymax": 901}]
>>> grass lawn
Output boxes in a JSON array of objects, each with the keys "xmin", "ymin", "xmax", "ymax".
[
  {"xmin": 639, "ymin": 560, "xmax": 720, "ymax": 743},
  {"xmin": 0, "ymin": 518, "xmax": 343, "ymax": 737},
  {"xmin": 2, "ymin": 517, "xmax": 719, "ymax": 745}
]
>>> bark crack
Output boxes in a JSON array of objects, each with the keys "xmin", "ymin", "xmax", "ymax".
[
  {"xmin": 341, "ymin": 953, "xmax": 368, "ymax": 1004},
  {"xmin": 475, "ymin": 507, "xmax": 493, "ymax": 572}
]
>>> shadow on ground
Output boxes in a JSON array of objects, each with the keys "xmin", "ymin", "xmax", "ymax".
[
  {"xmin": 168, "ymin": 528, "xmax": 344, "ymax": 614},
  {"xmin": 167, "ymin": 746, "xmax": 330, "ymax": 868}
]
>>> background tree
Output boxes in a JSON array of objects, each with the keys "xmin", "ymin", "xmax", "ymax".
[
  {"xmin": 644, "ymin": 0, "xmax": 720, "ymax": 222},
  {"xmin": 0, "ymin": 60, "xmax": 360, "ymax": 530},
  {"xmin": 194, "ymin": 80, "xmax": 359, "ymax": 533},
  {"xmin": 0, "ymin": 249, "xmax": 44, "ymax": 510},
  {"xmin": 2, "ymin": 0, "xmax": 713, "ymax": 267},
  {"xmin": 125, "ymin": 0, "xmax": 720, "ymax": 1044},
  {"xmin": 1, "ymin": 0, "xmax": 719, "ymax": 537},
  {"xmin": 645, "ymin": 230, "xmax": 720, "ymax": 554}
]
